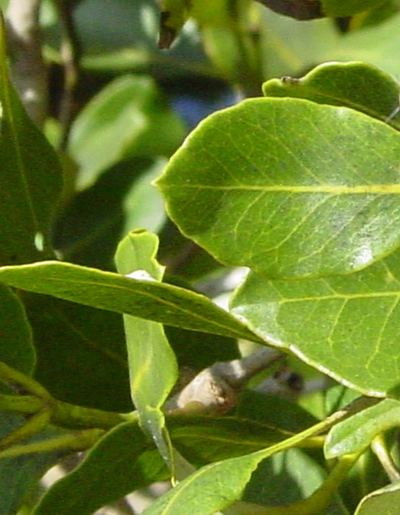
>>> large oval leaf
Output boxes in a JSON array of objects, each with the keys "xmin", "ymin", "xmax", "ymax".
[
  {"xmin": 230, "ymin": 246, "xmax": 400, "ymax": 397},
  {"xmin": 156, "ymin": 98, "xmax": 400, "ymax": 279}
]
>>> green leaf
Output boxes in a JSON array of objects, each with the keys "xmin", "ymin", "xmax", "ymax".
[
  {"xmin": 230, "ymin": 246, "xmax": 400, "ymax": 397},
  {"xmin": 262, "ymin": 61, "xmax": 400, "ymax": 129},
  {"xmin": 33, "ymin": 422, "xmax": 168, "ymax": 515},
  {"xmin": 0, "ymin": 16, "xmax": 62, "ymax": 265},
  {"xmin": 0, "ymin": 414, "xmax": 63, "ymax": 515},
  {"xmin": 156, "ymin": 97, "xmax": 400, "ymax": 280},
  {"xmin": 325, "ymin": 399, "xmax": 400, "ymax": 459},
  {"xmin": 24, "ymin": 294, "xmax": 131, "ymax": 412},
  {"xmin": 69, "ymin": 75, "xmax": 186, "ymax": 190},
  {"xmin": 0, "ymin": 261, "xmax": 259, "ymax": 341},
  {"xmin": 0, "ymin": 284, "xmax": 34, "ymax": 379},
  {"xmin": 115, "ymin": 230, "xmax": 178, "ymax": 466},
  {"xmin": 354, "ymin": 481, "xmax": 400, "ymax": 515}
]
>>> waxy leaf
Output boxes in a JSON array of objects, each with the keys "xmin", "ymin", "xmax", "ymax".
[
  {"xmin": 325, "ymin": 399, "xmax": 400, "ymax": 459},
  {"xmin": 230, "ymin": 246, "xmax": 400, "ymax": 397},
  {"xmin": 0, "ymin": 261, "xmax": 259, "ymax": 341},
  {"xmin": 0, "ymin": 15, "xmax": 62, "ymax": 266},
  {"xmin": 156, "ymin": 98, "xmax": 400, "ymax": 280},
  {"xmin": 262, "ymin": 61, "xmax": 400, "ymax": 129}
]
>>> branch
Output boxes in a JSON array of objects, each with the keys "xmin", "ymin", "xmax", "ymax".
[{"xmin": 6, "ymin": 0, "xmax": 47, "ymax": 126}]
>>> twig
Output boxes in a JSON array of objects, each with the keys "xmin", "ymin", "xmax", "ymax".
[{"xmin": 6, "ymin": 0, "xmax": 47, "ymax": 126}]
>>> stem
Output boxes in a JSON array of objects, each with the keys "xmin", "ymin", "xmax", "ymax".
[
  {"xmin": 0, "ymin": 361, "xmax": 52, "ymax": 400},
  {"xmin": 0, "ymin": 428, "xmax": 104, "ymax": 459},
  {"xmin": 371, "ymin": 434, "xmax": 400, "ymax": 482},
  {"xmin": 5, "ymin": 0, "xmax": 47, "ymax": 126}
]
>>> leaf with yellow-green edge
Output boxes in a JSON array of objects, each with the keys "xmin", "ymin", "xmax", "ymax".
[
  {"xmin": 156, "ymin": 97, "xmax": 400, "ymax": 280},
  {"xmin": 0, "ymin": 260, "xmax": 259, "ymax": 341},
  {"xmin": 230, "ymin": 246, "xmax": 400, "ymax": 398},
  {"xmin": 262, "ymin": 62, "xmax": 400, "ymax": 129},
  {"xmin": 0, "ymin": 14, "xmax": 62, "ymax": 265},
  {"xmin": 325, "ymin": 399, "xmax": 400, "ymax": 459},
  {"xmin": 115, "ymin": 230, "xmax": 178, "ymax": 468}
]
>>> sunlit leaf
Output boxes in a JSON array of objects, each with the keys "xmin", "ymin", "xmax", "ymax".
[
  {"xmin": 230, "ymin": 247, "xmax": 400, "ymax": 397},
  {"xmin": 0, "ymin": 261, "xmax": 259, "ymax": 340},
  {"xmin": 262, "ymin": 61, "xmax": 400, "ymax": 129},
  {"xmin": 325, "ymin": 399, "xmax": 400, "ymax": 459},
  {"xmin": 115, "ymin": 230, "xmax": 178, "ymax": 467},
  {"xmin": 355, "ymin": 481, "xmax": 400, "ymax": 515},
  {"xmin": 156, "ymin": 97, "xmax": 400, "ymax": 280}
]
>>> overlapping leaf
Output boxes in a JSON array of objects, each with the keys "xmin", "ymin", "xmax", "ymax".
[
  {"xmin": 0, "ymin": 261, "xmax": 259, "ymax": 341},
  {"xmin": 230, "ymin": 246, "xmax": 400, "ymax": 397},
  {"xmin": 262, "ymin": 61, "xmax": 400, "ymax": 129},
  {"xmin": 156, "ymin": 97, "xmax": 400, "ymax": 280}
]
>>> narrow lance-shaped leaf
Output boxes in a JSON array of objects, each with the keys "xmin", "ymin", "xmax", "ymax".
[
  {"xmin": 115, "ymin": 230, "xmax": 178, "ymax": 467},
  {"xmin": 0, "ymin": 13, "xmax": 62, "ymax": 265},
  {"xmin": 230, "ymin": 246, "xmax": 400, "ymax": 398},
  {"xmin": 156, "ymin": 97, "xmax": 400, "ymax": 280},
  {"xmin": 0, "ymin": 261, "xmax": 260, "ymax": 341}
]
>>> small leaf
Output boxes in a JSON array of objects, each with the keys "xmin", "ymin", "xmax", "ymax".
[
  {"xmin": 0, "ymin": 15, "xmax": 62, "ymax": 265},
  {"xmin": 115, "ymin": 230, "xmax": 178, "ymax": 467},
  {"xmin": 156, "ymin": 97, "xmax": 400, "ymax": 279},
  {"xmin": 325, "ymin": 399, "xmax": 400, "ymax": 459},
  {"xmin": 0, "ymin": 261, "xmax": 259, "ymax": 341},
  {"xmin": 262, "ymin": 61, "xmax": 400, "ymax": 129},
  {"xmin": 354, "ymin": 480, "xmax": 400, "ymax": 515},
  {"xmin": 230, "ymin": 247, "xmax": 400, "ymax": 397}
]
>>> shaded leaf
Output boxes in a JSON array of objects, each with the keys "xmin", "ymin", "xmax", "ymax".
[
  {"xmin": 0, "ymin": 16, "xmax": 62, "ymax": 265},
  {"xmin": 0, "ymin": 284, "xmax": 34, "ymax": 379},
  {"xmin": 321, "ymin": 0, "xmax": 387, "ymax": 17},
  {"xmin": 54, "ymin": 157, "xmax": 154, "ymax": 270},
  {"xmin": 0, "ymin": 414, "xmax": 63, "ymax": 515},
  {"xmin": 0, "ymin": 261, "xmax": 259, "ymax": 340},
  {"xmin": 33, "ymin": 422, "xmax": 168, "ymax": 515},
  {"xmin": 262, "ymin": 61, "xmax": 400, "ymax": 129},
  {"xmin": 69, "ymin": 75, "xmax": 185, "ymax": 190},
  {"xmin": 24, "ymin": 294, "xmax": 131, "ymax": 412},
  {"xmin": 325, "ymin": 399, "xmax": 400, "ymax": 459},
  {"xmin": 156, "ymin": 97, "xmax": 400, "ymax": 280},
  {"xmin": 230, "ymin": 247, "xmax": 400, "ymax": 397}
]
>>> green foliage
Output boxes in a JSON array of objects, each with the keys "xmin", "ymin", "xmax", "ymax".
[{"xmin": 2, "ymin": 1, "xmax": 400, "ymax": 514}]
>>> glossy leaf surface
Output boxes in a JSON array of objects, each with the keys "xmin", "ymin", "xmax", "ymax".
[
  {"xmin": 157, "ymin": 97, "xmax": 400, "ymax": 280},
  {"xmin": 230, "ymin": 247, "xmax": 400, "ymax": 397},
  {"xmin": 0, "ymin": 16, "xmax": 62, "ymax": 265},
  {"xmin": 0, "ymin": 261, "xmax": 258, "ymax": 340},
  {"xmin": 262, "ymin": 61, "xmax": 400, "ymax": 129}
]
